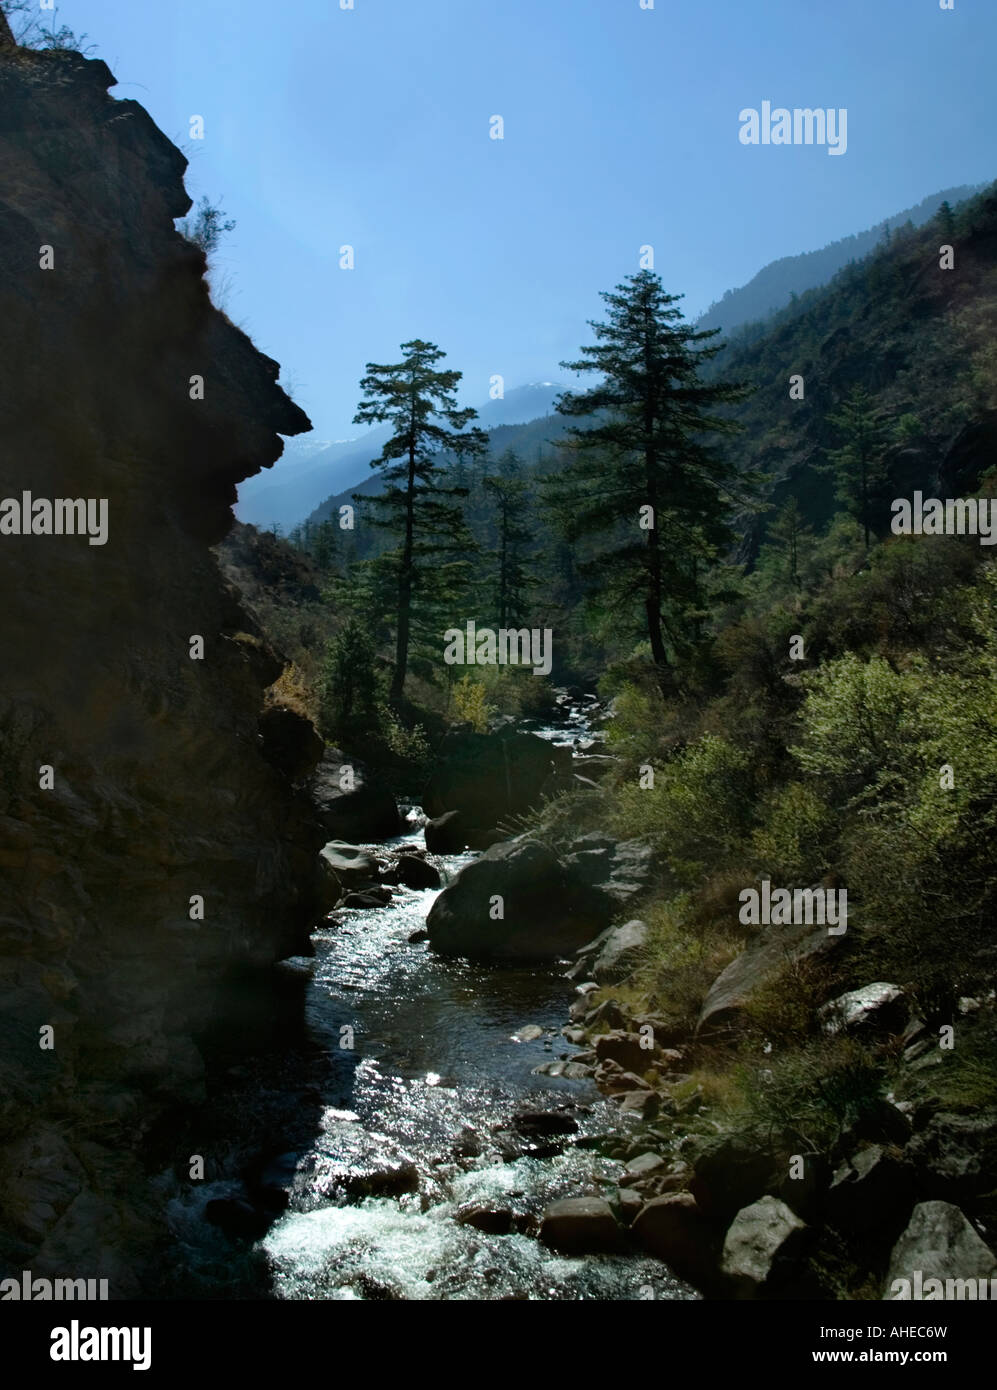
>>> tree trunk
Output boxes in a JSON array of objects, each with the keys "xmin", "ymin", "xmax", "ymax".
[{"xmin": 391, "ymin": 435, "xmax": 417, "ymax": 701}]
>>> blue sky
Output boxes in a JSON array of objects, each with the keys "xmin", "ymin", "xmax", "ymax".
[{"xmin": 47, "ymin": 0, "xmax": 997, "ymax": 440}]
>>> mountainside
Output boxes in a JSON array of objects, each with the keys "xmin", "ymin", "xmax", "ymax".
[
  {"xmin": 0, "ymin": 41, "xmax": 327, "ymax": 1290},
  {"xmin": 697, "ymin": 183, "xmax": 983, "ymax": 336},
  {"xmin": 709, "ymin": 181, "xmax": 997, "ymax": 559}
]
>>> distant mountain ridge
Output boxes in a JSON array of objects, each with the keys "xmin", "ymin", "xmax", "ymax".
[
  {"xmin": 236, "ymin": 382, "xmax": 563, "ymax": 531},
  {"xmin": 695, "ymin": 184, "xmax": 983, "ymax": 335},
  {"xmin": 240, "ymin": 183, "xmax": 986, "ymax": 534}
]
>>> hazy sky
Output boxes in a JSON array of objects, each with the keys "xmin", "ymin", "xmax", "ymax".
[{"xmin": 48, "ymin": 0, "xmax": 997, "ymax": 440}]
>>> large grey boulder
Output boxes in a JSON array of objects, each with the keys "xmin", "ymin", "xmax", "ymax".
[
  {"xmin": 426, "ymin": 840, "xmax": 613, "ymax": 961},
  {"xmin": 885, "ymin": 1200, "xmax": 997, "ymax": 1298},
  {"xmin": 319, "ymin": 841, "xmax": 381, "ymax": 889},
  {"xmin": 586, "ymin": 919, "xmax": 648, "ymax": 983},
  {"xmin": 310, "ymin": 750, "xmax": 400, "ymax": 842},
  {"xmin": 721, "ymin": 1195, "xmax": 808, "ymax": 1298},
  {"xmin": 697, "ymin": 912, "xmax": 846, "ymax": 1034}
]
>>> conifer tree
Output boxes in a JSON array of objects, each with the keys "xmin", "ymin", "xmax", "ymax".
[
  {"xmin": 549, "ymin": 270, "xmax": 750, "ymax": 697},
  {"xmin": 822, "ymin": 385, "xmax": 889, "ymax": 550},
  {"xmin": 353, "ymin": 340, "xmax": 486, "ymax": 699},
  {"xmin": 483, "ymin": 450, "xmax": 533, "ymax": 627},
  {"xmin": 768, "ymin": 496, "xmax": 810, "ymax": 586}
]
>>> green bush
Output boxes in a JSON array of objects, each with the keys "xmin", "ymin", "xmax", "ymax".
[{"xmin": 610, "ymin": 734, "xmax": 755, "ymax": 883}]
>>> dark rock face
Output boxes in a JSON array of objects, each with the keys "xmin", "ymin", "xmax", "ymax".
[
  {"xmin": 310, "ymin": 749, "xmax": 400, "ymax": 842},
  {"xmin": 0, "ymin": 48, "xmax": 325, "ymax": 1289},
  {"xmin": 258, "ymin": 706, "xmax": 325, "ymax": 782},
  {"xmin": 424, "ymin": 809, "xmax": 466, "ymax": 854}
]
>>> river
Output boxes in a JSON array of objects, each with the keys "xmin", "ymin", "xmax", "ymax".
[{"xmin": 163, "ymin": 695, "xmax": 697, "ymax": 1300}]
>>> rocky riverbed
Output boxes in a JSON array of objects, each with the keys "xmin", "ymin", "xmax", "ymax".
[{"xmin": 148, "ymin": 692, "xmax": 698, "ymax": 1299}]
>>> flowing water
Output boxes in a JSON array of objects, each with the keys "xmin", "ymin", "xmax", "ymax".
[{"xmin": 166, "ymin": 698, "xmax": 697, "ymax": 1300}]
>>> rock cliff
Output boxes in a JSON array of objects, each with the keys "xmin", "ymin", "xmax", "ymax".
[{"xmin": 0, "ymin": 41, "xmax": 325, "ymax": 1292}]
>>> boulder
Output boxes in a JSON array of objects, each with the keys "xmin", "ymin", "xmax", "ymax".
[
  {"xmin": 616, "ymin": 1188, "xmax": 645, "ymax": 1223},
  {"xmin": 320, "ymin": 841, "xmax": 381, "ymax": 888},
  {"xmin": 511, "ymin": 1109, "xmax": 579, "ymax": 1137},
  {"xmin": 424, "ymin": 810, "xmax": 466, "ymax": 854},
  {"xmin": 426, "ymin": 840, "xmax": 614, "ymax": 961},
  {"xmin": 594, "ymin": 1030, "xmax": 654, "ymax": 1074},
  {"xmin": 310, "ymin": 750, "xmax": 400, "ymax": 842},
  {"xmin": 342, "ymin": 1161, "xmax": 419, "ymax": 1199},
  {"xmin": 421, "ymin": 727, "xmax": 571, "ymax": 827},
  {"xmin": 590, "ymin": 919, "xmax": 648, "ymax": 983},
  {"xmin": 721, "ymin": 1196, "xmax": 808, "ymax": 1298},
  {"xmin": 392, "ymin": 855, "xmax": 441, "ymax": 890},
  {"xmin": 819, "ymin": 982, "xmax": 907, "ymax": 1036},
  {"xmin": 583, "ymin": 998, "xmax": 626, "ymax": 1031},
  {"xmin": 697, "ymin": 912, "xmax": 847, "ymax": 1034},
  {"xmin": 904, "ymin": 1109, "xmax": 997, "ymax": 1203},
  {"xmin": 631, "ymin": 1192, "xmax": 716, "ymax": 1287},
  {"xmin": 617, "ymin": 1091, "xmax": 662, "ymax": 1120},
  {"xmin": 454, "ymin": 1204, "xmax": 514, "ymax": 1236},
  {"xmin": 539, "ymin": 1197, "xmax": 624, "ymax": 1254},
  {"xmin": 691, "ymin": 1134, "xmax": 781, "ymax": 1224},
  {"xmin": 885, "ymin": 1200, "xmax": 997, "ymax": 1298},
  {"xmin": 826, "ymin": 1145, "xmax": 916, "ymax": 1238},
  {"xmin": 561, "ymin": 833, "xmax": 657, "ymax": 907},
  {"xmin": 342, "ymin": 887, "xmax": 393, "ymax": 908},
  {"xmin": 621, "ymin": 1153, "xmax": 668, "ymax": 1184},
  {"xmin": 257, "ymin": 706, "xmax": 324, "ymax": 782}
]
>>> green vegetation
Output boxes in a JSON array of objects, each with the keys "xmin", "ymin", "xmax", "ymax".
[{"xmin": 350, "ymin": 338, "xmax": 487, "ymax": 701}]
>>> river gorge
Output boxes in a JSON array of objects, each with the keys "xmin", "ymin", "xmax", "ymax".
[{"xmin": 158, "ymin": 699, "xmax": 698, "ymax": 1301}]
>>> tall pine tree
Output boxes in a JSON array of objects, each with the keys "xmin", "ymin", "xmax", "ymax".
[
  {"xmin": 482, "ymin": 450, "xmax": 533, "ymax": 628},
  {"xmin": 822, "ymin": 385, "xmax": 889, "ymax": 550},
  {"xmin": 550, "ymin": 270, "xmax": 751, "ymax": 697},
  {"xmin": 353, "ymin": 340, "xmax": 486, "ymax": 699}
]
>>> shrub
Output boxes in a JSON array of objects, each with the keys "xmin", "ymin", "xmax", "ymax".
[
  {"xmin": 751, "ymin": 781, "xmax": 837, "ymax": 882},
  {"xmin": 610, "ymin": 734, "xmax": 755, "ymax": 883},
  {"xmin": 451, "ymin": 674, "xmax": 492, "ymax": 732},
  {"xmin": 318, "ymin": 619, "xmax": 378, "ymax": 744}
]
